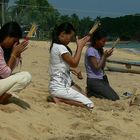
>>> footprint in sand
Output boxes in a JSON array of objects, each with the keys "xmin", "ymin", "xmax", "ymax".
[
  {"xmin": 70, "ymin": 122, "xmax": 81, "ymax": 129},
  {"xmin": 0, "ymin": 126, "xmax": 23, "ymax": 139},
  {"xmin": 105, "ymin": 126, "xmax": 123, "ymax": 135},
  {"xmin": 28, "ymin": 123, "xmax": 54, "ymax": 134},
  {"xmin": 0, "ymin": 105, "xmax": 18, "ymax": 113},
  {"xmin": 123, "ymin": 117, "xmax": 133, "ymax": 122},
  {"xmin": 72, "ymin": 133, "xmax": 108, "ymax": 140},
  {"xmin": 130, "ymin": 94, "xmax": 140, "ymax": 106}
]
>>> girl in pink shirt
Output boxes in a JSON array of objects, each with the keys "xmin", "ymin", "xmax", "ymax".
[{"xmin": 0, "ymin": 22, "xmax": 31, "ymax": 104}]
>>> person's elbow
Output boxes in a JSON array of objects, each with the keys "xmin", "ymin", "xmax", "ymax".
[
  {"xmin": 69, "ymin": 61, "xmax": 78, "ymax": 68},
  {"xmin": 0, "ymin": 67, "xmax": 12, "ymax": 79}
]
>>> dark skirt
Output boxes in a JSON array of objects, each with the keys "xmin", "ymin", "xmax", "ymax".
[{"xmin": 87, "ymin": 75, "xmax": 119, "ymax": 101}]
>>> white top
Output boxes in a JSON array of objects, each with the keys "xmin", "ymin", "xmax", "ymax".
[
  {"xmin": 49, "ymin": 43, "xmax": 72, "ymax": 91},
  {"xmin": 48, "ymin": 43, "xmax": 94, "ymax": 108}
]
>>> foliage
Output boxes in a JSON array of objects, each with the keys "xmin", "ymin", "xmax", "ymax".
[{"xmin": 1, "ymin": 0, "xmax": 140, "ymax": 41}]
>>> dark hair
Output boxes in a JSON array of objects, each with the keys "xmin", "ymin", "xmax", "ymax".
[
  {"xmin": 0, "ymin": 21, "xmax": 22, "ymax": 62},
  {"xmin": 90, "ymin": 29, "xmax": 107, "ymax": 56},
  {"xmin": 50, "ymin": 22, "xmax": 75, "ymax": 55},
  {"xmin": 0, "ymin": 21, "xmax": 22, "ymax": 42}
]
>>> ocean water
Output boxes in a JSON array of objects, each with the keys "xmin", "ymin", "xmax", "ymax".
[{"xmin": 105, "ymin": 42, "xmax": 140, "ymax": 54}]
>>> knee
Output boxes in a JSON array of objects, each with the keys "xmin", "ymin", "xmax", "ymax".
[
  {"xmin": 112, "ymin": 95, "xmax": 120, "ymax": 101},
  {"xmin": 20, "ymin": 71, "xmax": 32, "ymax": 84},
  {"xmin": 109, "ymin": 92, "xmax": 120, "ymax": 101}
]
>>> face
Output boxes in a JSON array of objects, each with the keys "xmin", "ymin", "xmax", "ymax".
[
  {"xmin": 1, "ymin": 36, "xmax": 19, "ymax": 49},
  {"xmin": 58, "ymin": 30, "xmax": 75, "ymax": 45},
  {"xmin": 95, "ymin": 37, "xmax": 107, "ymax": 48}
]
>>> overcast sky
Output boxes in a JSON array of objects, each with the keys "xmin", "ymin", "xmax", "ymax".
[{"xmin": 9, "ymin": 0, "xmax": 140, "ymax": 19}]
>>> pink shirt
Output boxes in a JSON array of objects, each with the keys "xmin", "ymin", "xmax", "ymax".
[{"xmin": 0, "ymin": 46, "xmax": 20, "ymax": 79}]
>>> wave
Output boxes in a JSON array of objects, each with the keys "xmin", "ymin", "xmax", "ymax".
[
  {"xmin": 123, "ymin": 48, "xmax": 140, "ymax": 54},
  {"xmin": 105, "ymin": 42, "xmax": 140, "ymax": 54}
]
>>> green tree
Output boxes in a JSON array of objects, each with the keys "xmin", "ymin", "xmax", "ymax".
[
  {"xmin": 78, "ymin": 17, "xmax": 93, "ymax": 37},
  {"xmin": 9, "ymin": 0, "xmax": 60, "ymax": 39},
  {"xmin": 0, "ymin": 0, "xmax": 9, "ymax": 26},
  {"xmin": 7, "ymin": 0, "xmax": 140, "ymax": 41}
]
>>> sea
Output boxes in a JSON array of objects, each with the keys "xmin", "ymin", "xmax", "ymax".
[{"xmin": 105, "ymin": 41, "xmax": 140, "ymax": 54}]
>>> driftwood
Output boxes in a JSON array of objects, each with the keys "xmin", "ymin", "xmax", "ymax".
[
  {"xmin": 107, "ymin": 59, "xmax": 140, "ymax": 66},
  {"xmin": 106, "ymin": 60, "xmax": 140, "ymax": 74}
]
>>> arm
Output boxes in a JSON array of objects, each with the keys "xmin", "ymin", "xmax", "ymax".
[
  {"xmin": 70, "ymin": 68, "xmax": 83, "ymax": 79},
  {"xmin": 62, "ymin": 35, "xmax": 90, "ymax": 68},
  {"xmin": 7, "ymin": 40, "xmax": 28, "ymax": 70},
  {"xmin": 0, "ymin": 50, "xmax": 11, "ymax": 78},
  {"xmin": 90, "ymin": 49, "xmax": 113, "ymax": 70},
  {"xmin": 7, "ymin": 54, "xmax": 18, "ymax": 71}
]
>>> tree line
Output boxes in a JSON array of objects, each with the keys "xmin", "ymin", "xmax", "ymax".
[{"xmin": 1, "ymin": 0, "xmax": 140, "ymax": 41}]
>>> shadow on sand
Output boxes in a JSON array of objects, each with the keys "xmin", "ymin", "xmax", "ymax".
[{"xmin": 5, "ymin": 97, "xmax": 31, "ymax": 110}]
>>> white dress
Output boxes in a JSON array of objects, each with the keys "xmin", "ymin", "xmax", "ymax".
[{"xmin": 49, "ymin": 43, "xmax": 93, "ymax": 107}]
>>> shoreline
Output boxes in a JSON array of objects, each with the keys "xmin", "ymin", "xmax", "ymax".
[
  {"xmin": 106, "ymin": 40, "xmax": 131, "ymax": 45},
  {"xmin": 105, "ymin": 41, "xmax": 140, "ymax": 55}
]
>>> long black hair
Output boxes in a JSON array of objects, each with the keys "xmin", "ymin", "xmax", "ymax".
[
  {"xmin": 50, "ymin": 22, "xmax": 76, "ymax": 55},
  {"xmin": 0, "ymin": 21, "xmax": 22, "ymax": 62},
  {"xmin": 90, "ymin": 29, "xmax": 107, "ymax": 56}
]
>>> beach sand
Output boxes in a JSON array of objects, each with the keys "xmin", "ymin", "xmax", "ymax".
[{"xmin": 0, "ymin": 41, "xmax": 140, "ymax": 140}]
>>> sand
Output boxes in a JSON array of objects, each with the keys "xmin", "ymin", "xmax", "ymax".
[{"xmin": 0, "ymin": 40, "xmax": 140, "ymax": 140}]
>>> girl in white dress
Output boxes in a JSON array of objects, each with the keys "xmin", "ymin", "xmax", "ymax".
[{"xmin": 49, "ymin": 22, "xmax": 94, "ymax": 110}]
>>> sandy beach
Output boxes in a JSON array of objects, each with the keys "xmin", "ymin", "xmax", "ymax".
[{"xmin": 0, "ymin": 40, "xmax": 140, "ymax": 140}]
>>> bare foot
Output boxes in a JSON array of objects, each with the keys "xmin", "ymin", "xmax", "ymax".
[
  {"xmin": 0, "ymin": 93, "xmax": 12, "ymax": 104},
  {"xmin": 53, "ymin": 97, "xmax": 62, "ymax": 104},
  {"xmin": 47, "ymin": 96, "xmax": 61, "ymax": 104}
]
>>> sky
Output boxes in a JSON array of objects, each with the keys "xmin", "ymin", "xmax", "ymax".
[{"xmin": 9, "ymin": 0, "xmax": 140, "ymax": 19}]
